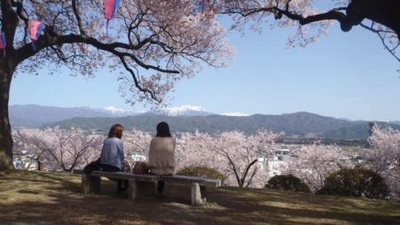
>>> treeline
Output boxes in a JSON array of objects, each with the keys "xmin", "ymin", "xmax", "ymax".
[{"xmin": 45, "ymin": 112, "xmax": 400, "ymax": 141}]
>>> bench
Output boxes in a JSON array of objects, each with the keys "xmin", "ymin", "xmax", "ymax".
[{"xmin": 74, "ymin": 169, "xmax": 221, "ymax": 206}]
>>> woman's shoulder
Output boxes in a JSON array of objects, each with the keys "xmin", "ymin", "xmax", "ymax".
[
  {"xmin": 153, "ymin": 136, "xmax": 174, "ymax": 140},
  {"xmin": 152, "ymin": 136, "xmax": 175, "ymax": 143},
  {"xmin": 105, "ymin": 137, "xmax": 122, "ymax": 143}
]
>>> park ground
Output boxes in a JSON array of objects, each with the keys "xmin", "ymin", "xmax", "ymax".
[{"xmin": 0, "ymin": 170, "xmax": 399, "ymax": 225}]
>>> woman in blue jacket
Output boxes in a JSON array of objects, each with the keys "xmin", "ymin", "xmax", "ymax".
[{"xmin": 99, "ymin": 123, "xmax": 127, "ymax": 193}]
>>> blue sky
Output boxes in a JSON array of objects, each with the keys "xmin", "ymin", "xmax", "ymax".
[{"xmin": 9, "ymin": 22, "xmax": 400, "ymax": 121}]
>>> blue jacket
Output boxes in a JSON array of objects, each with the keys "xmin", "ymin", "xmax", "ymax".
[{"xmin": 100, "ymin": 137, "xmax": 124, "ymax": 170}]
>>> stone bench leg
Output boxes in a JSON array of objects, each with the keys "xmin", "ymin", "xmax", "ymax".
[
  {"xmin": 82, "ymin": 174, "xmax": 101, "ymax": 194},
  {"xmin": 128, "ymin": 180, "xmax": 138, "ymax": 200},
  {"xmin": 191, "ymin": 183, "xmax": 207, "ymax": 206},
  {"xmin": 128, "ymin": 180, "xmax": 157, "ymax": 200}
]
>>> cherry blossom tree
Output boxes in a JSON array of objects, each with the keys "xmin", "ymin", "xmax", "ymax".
[
  {"xmin": 365, "ymin": 124, "xmax": 400, "ymax": 199},
  {"xmin": 2, "ymin": 1, "xmax": 397, "ymax": 171},
  {"xmin": 215, "ymin": 0, "xmax": 399, "ymax": 61},
  {"xmin": 176, "ymin": 129, "xmax": 283, "ymax": 188},
  {"xmin": 282, "ymin": 142, "xmax": 345, "ymax": 192},
  {"xmin": 12, "ymin": 128, "xmax": 55, "ymax": 171},
  {"xmin": 175, "ymin": 130, "xmax": 227, "ymax": 172},
  {"xmin": 12, "ymin": 127, "xmax": 102, "ymax": 172},
  {"xmin": 207, "ymin": 131, "xmax": 256, "ymax": 187},
  {"xmin": 13, "ymin": 127, "xmax": 155, "ymax": 171},
  {"xmin": 0, "ymin": 0, "xmax": 233, "ymax": 171}
]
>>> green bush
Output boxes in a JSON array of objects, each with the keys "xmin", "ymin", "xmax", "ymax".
[
  {"xmin": 266, "ymin": 174, "xmax": 311, "ymax": 193},
  {"xmin": 317, "ymin": 167, "xmax": 389, "ymax": 199},
  {"xmin": 177, "ymin": 166, "xmax": 226, "ymax": 182}
]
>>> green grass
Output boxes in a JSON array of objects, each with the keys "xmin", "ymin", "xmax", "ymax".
[{"xmin": 0, "ymin": 170, "xmax": 399, "ymax": 225}]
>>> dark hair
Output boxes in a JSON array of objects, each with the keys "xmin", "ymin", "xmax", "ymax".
[
  {"xmin": 108, "ymin": 123, "xmax": 124, "ymax": 139},
  {"xmin": 156, "ymin": 122, "xmax": 172, "ymax": 137}
]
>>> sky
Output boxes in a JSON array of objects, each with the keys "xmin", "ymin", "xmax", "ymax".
[{"xmin": 9, "ymin": 21, "xmax": 400, "ymax": 122}]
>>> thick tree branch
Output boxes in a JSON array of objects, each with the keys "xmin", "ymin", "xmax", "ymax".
[
  {"xmin": 240, "ymin": 0, "xmax": 399, "ymax": 37},
  {"xmin": 71, "ymin": 0, "xmax": 86, "ymax": 36},
  {"xmin": 234, "ymin": 0, "xmax": 399, "ymax": 61},
  {"xmin": 2, "ymin": 1, "xmax": 19, "ymax": 50},
  {"xmin": 11, "ymin": 1, "xmax": 28, "ymax": 24},
  {"xmin": 9, "ymin": 14, "xmax": 182, "ymax": 102}
]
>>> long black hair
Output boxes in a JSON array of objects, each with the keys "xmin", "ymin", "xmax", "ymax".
[{"xmin": 156, "ymin": 121, "xmax": 172, "ymax": 137}]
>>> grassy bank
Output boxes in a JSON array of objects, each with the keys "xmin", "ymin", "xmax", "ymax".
[{"xmin": 0, "ymin": 170, "xmax": 399, "ymax": 225}]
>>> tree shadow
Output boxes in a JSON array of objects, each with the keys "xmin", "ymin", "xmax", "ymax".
[{"xmin": 0, "ymin": 171, "xmax": 399, "ymax": 225}]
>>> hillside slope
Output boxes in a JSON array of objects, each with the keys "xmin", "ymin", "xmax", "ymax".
[{"xmin": 10, "ymin": 105, "xmax": 400, "ymax": 140}]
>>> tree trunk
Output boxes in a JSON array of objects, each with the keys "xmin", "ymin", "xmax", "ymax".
[
  {"xmin": 0, "ymin": 0, "xmax": 20, "ymax": 171},
  {"xmin": 37, "ymin": 159, "xmax": 42, "ymax": 171},
  {"xmin": 0, "ymin": 62, "xmax": 15, "ymax": 171}
]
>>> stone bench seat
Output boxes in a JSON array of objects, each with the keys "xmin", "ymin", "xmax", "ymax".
[{"xmin": 74, "ymin": 169, "xmax": 221, "ymax": 206}]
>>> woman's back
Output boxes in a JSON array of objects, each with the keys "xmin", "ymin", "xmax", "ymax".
[
  {"xmin": 148, "ymin": 136, "xmax": 176, "ymax": 175},
  {"xmin": 100, "ymin": 137, "xmax": 124, "ymax": 169}
]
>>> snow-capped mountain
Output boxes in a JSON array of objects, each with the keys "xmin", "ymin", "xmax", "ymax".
[
  {"xmin": 97, "ymin": 106, "xmax": 133, "ymax": 116},
  {"xmin": 9, "ymin": 104, "xmax": 253, "ymax": 127},
  {"xmin": 221, "ymin": 112, "xmax": 250, "ymax": 117},
  {"xmin": 152, "ymin": 105, "xmax": 214, "ymax": 116}
]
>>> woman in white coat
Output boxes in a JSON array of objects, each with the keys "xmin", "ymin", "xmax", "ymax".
[{"xmin": 148, "ymin": 121, "xmax": 176, "ymax": 197}]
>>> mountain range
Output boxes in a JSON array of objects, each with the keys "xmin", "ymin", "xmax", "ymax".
[
  {"xmin": 9, "ymin": 104, "xmax": 400, "ymax": 143},
  {"xmin": 9, "ymin": 104, "xmax": 130, "ymax": 127}
]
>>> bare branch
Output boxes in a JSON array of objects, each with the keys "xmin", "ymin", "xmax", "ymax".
[{"xmin": 359, "ymin": 23, "xmax": 400, "ymax": 62}]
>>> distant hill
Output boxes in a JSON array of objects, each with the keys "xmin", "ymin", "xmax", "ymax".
[
  {"xmin": 9, "ymin": 104, "xmax": 133, "ymax": 127},
  {"xmin": 9, "ymin": 104, "xmax": 211, "ymax": 127},
  {"xmin": 45, "ymin": 112, "xmax": 400, "ymax": 141},
  {"xmin": 9, "ymin": 104, "xmax": 400, "ymax": 141}
]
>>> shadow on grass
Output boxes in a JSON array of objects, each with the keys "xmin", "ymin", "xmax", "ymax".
[
  {"xmin": 0, "ymin": 171, "xmax": 399, "ymax": 225},
  {"xmin": 208, "ymin": 187, "xmax": 400, "ymax": 225}
]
